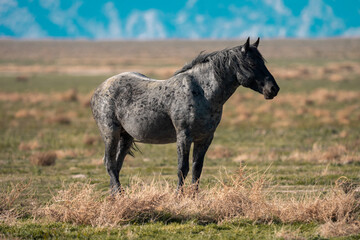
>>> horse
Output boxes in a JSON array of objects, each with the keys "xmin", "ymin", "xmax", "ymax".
[{"xmin": 91, "ymin": 37, "xmax": 279, "ymax": 194}]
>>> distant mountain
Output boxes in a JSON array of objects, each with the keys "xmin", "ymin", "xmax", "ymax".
[{"xmin": 1, "ymin": 0, "xmax": 359, "ymax": 39}]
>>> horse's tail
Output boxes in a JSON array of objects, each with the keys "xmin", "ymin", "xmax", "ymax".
[{"xmin": 128, "ymin": 141, "xmax": 141, "ymax": 157}]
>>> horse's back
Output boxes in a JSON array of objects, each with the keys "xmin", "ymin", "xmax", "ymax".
[
  {"xmin": 116, "ymin": 72, "xmax": 166, "ymax": 83},
  {"xmin": 92, "ymin": 72, "xmax": 165, "ymax": 107}
]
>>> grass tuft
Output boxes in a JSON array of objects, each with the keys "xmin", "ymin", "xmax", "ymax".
[
  {"xmin": 0, "ymin": 182, "xmax": 34, "ymax": 223},
  {"xmin": 41, "ymin": 169, "xmax": 360, "ymax": 236},
  {"xmin": 59, "ymin": 88, "xmax": 78, "ymax": 102},
  {"xmin": 275, "ymin": 227, "xmax": 305, "ymax": 240},
  {"xmin": 207, "ymin": 145, "xmax": 234, "ymax": 160},
  {"xmin": 29, "ymin": 151, "xmax": 57, "ymax": 166},
  {"xmin": 18, "ymin": 140, "xmax": 40, "ymax": 151},
  {"xmin": 289, "ymin": 144, "xmax": 360, "ymax": 164},
  {"xmin": 83, "ymin": 135, "xmax": 101, "ymax": 146},
  {"xmin": 319, "ymin": 219, "xmax": 360, "ymax": 238},
  {"xmin": 45, "ymin": 115, "xmax": 71, "ymax": 125}
]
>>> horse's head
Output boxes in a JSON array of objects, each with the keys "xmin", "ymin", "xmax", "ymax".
[{"xmin": 234, "ymin": 37, "xmax": 279, "ymax": 100}]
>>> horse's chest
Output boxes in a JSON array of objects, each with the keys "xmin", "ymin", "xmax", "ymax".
[{"xmin": 191, "ymin": 109, "xmax": 221, "ymax": 135}]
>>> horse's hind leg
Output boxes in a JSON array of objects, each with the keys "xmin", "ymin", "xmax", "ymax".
[
  {"xmin": 91, "ymin": 93, "xmax": 133, "ymax": 194},
  {"xmin": 101, "ymin": 124, "xmax": 133, "ymax": 194},
  {"xmin": 114, "ymin": 132, "xmax": 134, "ymax": 187},
  {"xmin": 102, "ymin": 126, "xmax": 121, "ymax": 194}
]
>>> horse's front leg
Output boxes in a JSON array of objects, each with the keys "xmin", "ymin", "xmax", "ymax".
[
  {"xmin": 176, "ymin": 131, "xmax": 192, "ymax": 191},
  {"xmin": 192, "ymin": 135, "xmax": 213, "ymax": 191}
]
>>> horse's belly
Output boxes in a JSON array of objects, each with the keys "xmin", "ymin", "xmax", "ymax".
[{"xmin": 120, "ymin": 114, "xmax": 176, "ymax": 144}]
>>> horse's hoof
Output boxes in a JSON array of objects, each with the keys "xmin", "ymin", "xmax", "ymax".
[{"xmin": 110, "ymin": 186, "xmax": 123, "ymax": 196}]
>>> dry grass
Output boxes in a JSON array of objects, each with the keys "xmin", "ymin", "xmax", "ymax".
[
  {"xmin": 229, "ymin": 143, "xmax": 360, "ymax": 164},
  {"xmin": 232, "ymin": 154, "xmax": 255, "ymax": 163},
  {"xmin": 272, "ymin": 185, "xmax": 358, "ymax": 225},
  {"xmin": 207, "ymin": 145, "xmax": 234, "ymax": 160},
  {"xmin": 336, "ymin": 105, "xmax": 358, "ymax": 125},
  {"xmin": 59, "ymin": 88, "xmax": 78, "ymax": 102},
  {"xmin": 0, "ymin": 92, "xmax": 48, "ymax": 104},
  {"xmin": 14, "ymin": 109, "xmax": 40, "ymax": 119},
  {"xmin": 319, "ymin": 219, "xmax": 360, "ymax": 238},
  {"xmin": 54, "ymin": 149, "xmax": 95, "ymax": 159},
  {"xmin": 0, "ymin": 182, "xmax": 33, "ymax": 223},
  {"xmin": 289, "ymin": 144, "xmax": 360, "ymax": 164},
  {"xmin": 275, "ymin": 228, "xmax": 306, "ymax": 240},
  {"xmin": 0, "ymin": 91, "xmax": 84, "ymax": 104},
  {"xmin": 272, "ymin": 62, "xmax": 360, "ymax": 81},
  {"xmin": 41, "ymin": 169, "xmax": 271, "ymax": 226},
  {"xmin": 29, "ymin": 151, "xmax": 57, "ymax": 166},
  {"xmin": 18, "ymin": 140, "xmax": 40, "ymax": 151},
  {"xmin": 41, "ymin": 168, "xmax": 360, "ymax": 238},
  {"xmin": 54, "ymin": 149, "xmax": 78, "ymax": 160},
  {"xmin": 79, "ymin": 92, "xmax": 93, "ymax": 107},
  {"xmin": 221, "ymin": 88, "xmax": 360, "ymax": 127},
  {"xmin": 83, "ymin": 135, "xmax": 101, "ymax": 146},
  {"xmin": 45, "ymin": 114, "xmax": 71, "ymax": 125},
  {"xmin": 90, "ymin": 158, "xmax": 104, "ymax": 166}
]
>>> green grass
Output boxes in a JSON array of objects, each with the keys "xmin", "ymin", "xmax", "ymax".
[
  {"xmin": 0, "ymin": 72, "xmax": 359, "ymax": 239},
  {"xmin": 0, "ymin": 221, "xmax": 324, "ymax": 240},
  {"xmin": 0, "ymin": 74, "xmax": 106, "ymax": 93}
]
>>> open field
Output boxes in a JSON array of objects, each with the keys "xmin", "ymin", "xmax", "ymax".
[{"xmin": 0, "ymin": 39, "xmax": 360, "ymax": 239}]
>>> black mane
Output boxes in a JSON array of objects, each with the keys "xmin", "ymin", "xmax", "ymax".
[
  {"xmin": 174, "ymin": 50, "xmax": 220, "ymax": 75},
  {"xmin": 174, "ymin": 45, "xmax": 265, "ymax": 77}
]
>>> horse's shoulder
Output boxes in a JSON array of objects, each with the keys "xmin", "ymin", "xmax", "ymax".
[{"xmin": 180, "ymin": 74, "xmax": 204, "ymax": 98}]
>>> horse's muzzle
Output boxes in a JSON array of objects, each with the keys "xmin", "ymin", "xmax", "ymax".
[{"xmin": 263, "ymin": 80, "xmax": 280, "ymax": 100}]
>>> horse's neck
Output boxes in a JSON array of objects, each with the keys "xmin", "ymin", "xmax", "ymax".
[{"xmin": 190, "ymin": 63, "xmax": 239, "ymax": 107}]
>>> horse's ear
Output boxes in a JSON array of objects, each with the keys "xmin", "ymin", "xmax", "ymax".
[
  {"xmin": 241, "ymin": 37, "xmax": 250, "ymax": 54},
  {"xmin": 253, "ymin": 37, "xmax": 260, "ymax": 48}
]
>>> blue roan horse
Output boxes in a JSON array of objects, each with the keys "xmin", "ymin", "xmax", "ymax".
[{"xmin": 91, "ymin": 37, "xmax": 280, "ymax": 193}]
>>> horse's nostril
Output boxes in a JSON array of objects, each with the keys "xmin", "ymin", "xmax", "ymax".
[{"xmin": 271, "ymin": 85, "xmax": 277, "ymax": 93}]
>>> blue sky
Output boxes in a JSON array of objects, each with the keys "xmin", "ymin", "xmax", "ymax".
[{"xmin": 1, "ymin": 0, "xmax": 360, "ymax": 39}]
